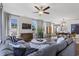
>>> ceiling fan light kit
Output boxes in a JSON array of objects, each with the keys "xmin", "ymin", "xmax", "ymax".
[
  {"xmin": 38, "ymin": 11, "xmax": 43, "ymax": 15},
  {"xmin": 34, "ymin": 5, "xmax": 50, "ymax": 15}
]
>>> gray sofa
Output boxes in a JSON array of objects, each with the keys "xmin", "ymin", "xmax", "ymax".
[
  {"xmin": 28, "ymin": 44, "xmax": 58, "ymax": 56},
  {"xmin": 57, "ymin": 39, "xmax": 76, "ymax": 56},
  {"xmin": 28, "ymin": 39, "xmax": 76, "ymax": 56},
  {"xmin": 0, "ymin": 38, "xmax": 76, "ymax": 56},
  {"xmin": 0, "ymin": 40, "xmax": 13, "ymax": 56}
]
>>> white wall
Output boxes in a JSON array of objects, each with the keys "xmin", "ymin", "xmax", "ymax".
[{"xmin": 18, "ymin": 17, "xmax": 33, "ymax": 34}]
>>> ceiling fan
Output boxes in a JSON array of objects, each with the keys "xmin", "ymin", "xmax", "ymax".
[{"xmin": 34, "ymin": 5, "xmax": 50, "ymax": 15}]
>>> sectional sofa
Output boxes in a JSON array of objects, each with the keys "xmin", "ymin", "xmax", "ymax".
[
  {"xmin": 0, "ymin": 38, "xmax": 76, "ymax": 56},
  {"xmin": 28, "ymin": 39, "xmax": 76, "ymax": 56}
]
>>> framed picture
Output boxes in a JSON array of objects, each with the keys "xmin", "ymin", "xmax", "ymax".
[{"xmin": 22, "ymin": 23, "xmax": 31, "ymax": 29}]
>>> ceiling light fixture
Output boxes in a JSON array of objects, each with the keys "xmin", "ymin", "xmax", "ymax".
[{"xmin": 38, "ymin": 11, "xmax": 43, "ymax": 15}]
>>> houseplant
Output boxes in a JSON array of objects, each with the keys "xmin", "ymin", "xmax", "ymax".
[{"xmin": 37, "ymin": 28, "xmax": 43, "ymax": 42}]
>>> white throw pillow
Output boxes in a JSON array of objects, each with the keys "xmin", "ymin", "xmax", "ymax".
[{"xmin": 57, "ymin": 37, "xmax": 65, "ymax": 44}]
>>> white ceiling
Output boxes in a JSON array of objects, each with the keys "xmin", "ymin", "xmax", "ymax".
[{"xmin": 3, "ymin": 3, "xmax": 79, "ymax": 22}]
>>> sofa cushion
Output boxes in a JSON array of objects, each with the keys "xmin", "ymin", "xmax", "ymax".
[
  {"xmin": 29, "ymin": 44, "xmax": 58, "ymax": 56},
  {"xmin": 57, "ymin": 40, "xmax": 67, "ymax": 52},
  {"xmin": 58, "ymin": 41, "xmax": 76, "ymax": 56},
  {"xmin": 57, "ymin": 37, "xmax": 65, "ymax": 44},
  {"xmin": 25, "ymin": 48, "xmax": 38, "ymax": 55},
  {"xmin": 66, "ymin": 39, "xmax": 73, "ymax": 45},
  {"xmin": 13, "ymin": 48, "xmax": 26, "ymax": 56},
  {"xmin": 0, "ymin": 41, "xmax": 13, "ymax": 56}
]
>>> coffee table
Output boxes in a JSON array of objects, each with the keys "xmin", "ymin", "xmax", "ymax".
[{"xmin": 29, "ymin": 38, "xmax": 56, "ymax": 49}]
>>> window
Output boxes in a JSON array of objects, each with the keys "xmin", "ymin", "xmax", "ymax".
[
  {"xmin": 8, "ymin": 15, "xmax": 18, "ymax": 36},
  {"xmin": 32, "ymin": 20, "xmax": 37, "ymax": 32}
]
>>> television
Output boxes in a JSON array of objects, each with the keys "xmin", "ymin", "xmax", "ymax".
[
  {"xmin": 71, "ymin": 24, "xmax": 79, "ymax": 34},
  {"xmin": 22, "ymin": 23, "xmax": 31, "ymax": 29}
]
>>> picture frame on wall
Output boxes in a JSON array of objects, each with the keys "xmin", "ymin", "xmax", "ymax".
[{"xmin": 22, "ymin": 23, "xmax": 31, "ymax": 29}]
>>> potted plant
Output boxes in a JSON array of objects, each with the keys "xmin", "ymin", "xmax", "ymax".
[{"xmin": 37, "ymin": 28, "xmax": 43, "ymax": 42}]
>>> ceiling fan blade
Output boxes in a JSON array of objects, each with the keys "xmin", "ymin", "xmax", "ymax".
[
  {"xmin": 44, "ymin": 12, "xmax": 50, "ymax": 14},
  {"xmin": 43, "ymin": 6, "xmax": 50, "ymax": 11},
  {"xmin": 34, "ymin": 12, "xmax": 38, "ymax": 13},
  {"xmin": 34, "ymin": 6, "xmax": 40, "ymax": 10}
]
